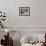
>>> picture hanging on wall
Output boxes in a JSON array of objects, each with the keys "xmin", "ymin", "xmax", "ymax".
[{"xmin": 19, "ymin": 7, "xmax": 30, "ymax": 16}]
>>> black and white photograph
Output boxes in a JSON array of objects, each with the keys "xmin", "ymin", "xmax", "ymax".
[{"xmin": 19, "ymin": 7, "xmax": 30, "ymax": 16}]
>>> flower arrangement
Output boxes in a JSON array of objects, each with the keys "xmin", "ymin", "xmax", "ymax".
[{"xmin": 0, "ymin": 10, "xmax": 6, "ymax": 28}]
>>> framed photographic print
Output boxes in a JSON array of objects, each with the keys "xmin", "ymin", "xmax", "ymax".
[{"xmin": 19, "ymin": 7, "xmax": 30, "ymax": 16}]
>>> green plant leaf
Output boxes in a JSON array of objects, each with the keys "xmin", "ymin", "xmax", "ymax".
[
  {"xmin": 0, "ymin": 12, "xmax": 2, "ymax": 13},
  {"xmin": 3, "ymin": 16, "xmax": 6, "ymax": 17}
]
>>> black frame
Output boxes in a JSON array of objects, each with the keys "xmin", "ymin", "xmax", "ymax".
[{"xmin": 19, "ymin": 7, "xmax": 30, "ymax": 16}]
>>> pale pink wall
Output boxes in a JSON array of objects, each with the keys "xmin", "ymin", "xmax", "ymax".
[{"xmin": 0, "ymin": 0, "xmax": 46, "ymax": 27}]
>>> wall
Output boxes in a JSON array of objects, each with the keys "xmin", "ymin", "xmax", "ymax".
[
  {"xmin": 0, "ymin": 0, "xmax": 46, "ymax": 46},
  {"xmin": 0, "ymin": 0, "xmax": 46, "ymax": 27}
]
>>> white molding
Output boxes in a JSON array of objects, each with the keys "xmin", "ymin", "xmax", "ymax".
[{"xmin": 0, "ymin": 26, "xmax": 46, "ymax": 28}]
